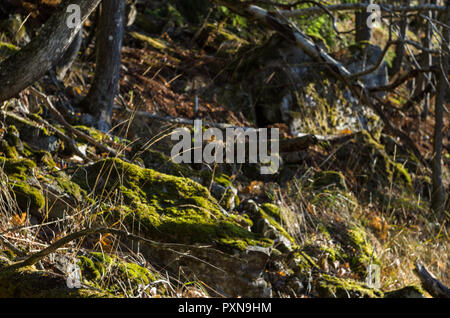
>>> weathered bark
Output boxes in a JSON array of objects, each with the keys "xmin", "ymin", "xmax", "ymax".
[
  {"xmin": 81, "ymin": 0, "xmax": 125, "ymax": 131},
  {"xmin": 0, "ymin": 0, "xmax": 102, "ymax": 102},
  {"xmin": 55, "ymin": 30, "xmax": 83, "ymax": 80},
  {"xmin": 420, "ymin": 0, "xmax": 434, "ymax": 120},
  {"xmin": 414, "ymin": 262, "xmax": 450, "ymax": 298},
  {"xmin": 431, "ymin": 1, "xmax": 449, "ymax": 214},
  {"xmin": 391, "ymin": 0, "xmax": 410, "ymax": 76}
]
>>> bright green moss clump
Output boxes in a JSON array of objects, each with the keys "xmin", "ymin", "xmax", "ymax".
[
  {"xmin": 316, "ymin": 274, "xmax": 383, "ymax": 298},
  {"xmin": 77, "ymin": 252, "xmax": 157, "ymax": 295},
  {"xmin": 0, "ymin": 157, "xmax": 45, "ymax": 212},
  {"xmin": 73, "ymin": 158, "xmax": 271, "ymax": 252},
  {"xmin": 0, "ymin": 157, "xmax": 36, "ymax": 179},
  {"xmin": 346, "ymin": 226, "xmax": 379, "ymax": 276}
]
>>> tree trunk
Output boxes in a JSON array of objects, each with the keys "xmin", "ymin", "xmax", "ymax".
[
  {"xmin": 391, "ymin": 0, "xmax": 410, "ymax": 76},
  {"xmin": 0, "ymin": 0, "xmax": 102, "ymax": 102},
  {"xmin": 431, "ymin": 1, "xmax": 449, "ymax": 214},
  {"xmin": 81, "ymin": 0, "xmax": 125, "ymax": 131},
  {"xmin": 420, "ymin": 0, "xmax": 434, "ymax": 120},
  {"xmin": 355, "ymin": 0, "xmax": 372, "ymax": 42}
]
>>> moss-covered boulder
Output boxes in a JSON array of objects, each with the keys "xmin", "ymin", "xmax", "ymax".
[
  {"xmin": 313, "ymin": 170, "xmax": 347, "ymax": 190},
  {"xmin": 0, "ymin": 261, "xmax": 108, "ymax": 298},
  {"xmin": 316, "ymin": 274, "xmax": 383, "ymax": 298},
  {"xmin": 73, "ymin": 158, "xmax": 269, "ymax": 251},
  {"xmin": 72, "ymin": 158, "xmax": 274, "ymax": 296},
  {"xmin": 0, "ymin": 157, "xmax": 45, "ymax": 213},
  {"xmin": 239, "ymin": 200, "xmax": 295, "ymax": 253},
  {"xmin": 77, "ymin": 252, "xmax": 161, "ymax": 296}
]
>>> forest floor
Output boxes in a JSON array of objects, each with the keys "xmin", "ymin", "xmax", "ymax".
[{"xmin": 0, "ymin": 0, "xmax": 448, "ymax": 298}]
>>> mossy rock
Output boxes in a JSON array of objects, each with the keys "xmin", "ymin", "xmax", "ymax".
[
  {"xmin": 10, "ymin": 181, "xmax": 45, "ymax": 212},
  {"xmin": 72, "ymin": 158, "xmax": 271, "ymax": 252},
  {"xmin": 240, "ymin": 200, "xmax": 294, "ymax": 253},
  {"xmin": 345, "ymin": 226, "xmax": 379, "ymax": 276},
  {"xmin": 316, "ymin": 274, "xmax": 383, "ymax": 298},
  {"xmin": 1, "ymin": 112, "xmax": 58, "ymax": 153},
  {"xmin": 337, "ymin": 131, "xmax": 412, "ymax": 189},
  {"xmin": 313, "ymin": 170, "xmax": 347, "ymax": 190},
  {"xmin": 0, "ymin": 157, "xmax": 45, "ymax": 213},
  {"xmin": 77, "ymin": 252, "xmax": 160, "ymax": 296},
  {"xmin": 0, "ymin": 157, "xmax": 36, "ymax": 179},
  {"xmin": 0, "ymin": 265, "xmax": 108, "ymax": 298}
]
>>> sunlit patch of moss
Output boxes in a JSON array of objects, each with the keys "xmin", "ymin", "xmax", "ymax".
[
  {"xmin": 0, "ymin": 157, "xmax": 36, "ymax": 179},
  {"xmin": 0, "ymin": 265, "xmax": 109, "ymax": 298},
  {"xmin": 316, "ymin": 274, "xmax": 383, "ymax": 298},
  {"xmin": 73, "ymin": 125, "xmax": 109, "ymax": 143},
  {"xmin": 77, "ymin": 252, "xmax": 157, "ymax": 295},
  {"xmin": 256, "ymin": 204, "xmax": 296, "ymax": 245},
  {"xmin": 0, "ymin": 140, "xmax": 19, "ymax": 159},
  {"xmin": 260, "ymin": 203, "xmax": 281, "ymax": 222},
  {"xmin": 10, "ymin": 181, "xmax": 45, "ymax": 211},
  {"xmin": 73, "ymin": 158, "xmax": 270, "ymax": 252},
  {"xmin": 345, "ymin": 226, "xmax": 379, "ymax": 276},
  {"xmin": 0, "ymin": 41, "xmax": 18, "ymax": 62},
  {"xmin": 0, "ymin": 156, "xmax": 45, "ymax": 212}
]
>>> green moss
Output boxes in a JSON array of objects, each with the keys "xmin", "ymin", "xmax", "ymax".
[
  {"xmin": 48, "ymin": 172, "xmax": 86, "ymax": 201},
  {"xmin": 0, "ymin": 140, "xmax": 19, "ymax": 158},
  {"xmin": 139, "ymin": 149, "xmax": 195, "ymax": 177},
  {"xmin": 0, "ymin": 157, "xmax": 36, "ymax": 179},
  {"xmin": 73, "ymin": 158, "xmax": 270, "ymax": 252},
  {"xmin": 313, "ymin": 171, "xmax": 347, "ymax": 190},
  {"xmin": 316, "ymin": 274, "xmax": 383, "ymax": 298},
  {"xmin": 253, "ymin": 204, "xmax": 295, "ymax": 245},
  {"xmin": 0, "ymin": 265, "xmax": 108, "ymax": 298},
  {"xmin": 0, "ymin": 41, "xmax": 18, "ymax": 62},
  {"xmin": 33, "ymin": 151, "xmax": 57, "ymax": 169},
  {"xmin": 260, "ymin": 203, "xmax": 281, "ymax": 222},
  {"xmin": 77, "ymin": 252, "xmax": 157, "ymax": 295},
  {"xmin": 345, "ymin": 226, "xmax": 379, "ymax": 276},
  {"xmin": 73, "ymin": 125, "xmax": 109, "ymax": 143},
  {"xmin": 359, "ymin": 131, "xmax": 412, "ymax": 187},
  {"xmin": 0, "ymin": 156, "xmax": 45, "ymax": 212},
  {"xmin": 10, "ymin": 181, "xmax": 45, "ymax": 212}
]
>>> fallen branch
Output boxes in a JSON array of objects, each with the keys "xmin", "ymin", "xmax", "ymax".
[
  {"xmin": 25, "ymin": 112, "xmax": 89, "ymax": 162},
  {"xmin": 279, "ymin": 3, "xmax": 446, "ymax": 18},
  {"xmin": 414, "ymin": 261, "xmax": 450, "ymax": 298},
  {"xmin": 5, "ymin": 227, "xmax": 229, "ymax": 273}
]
